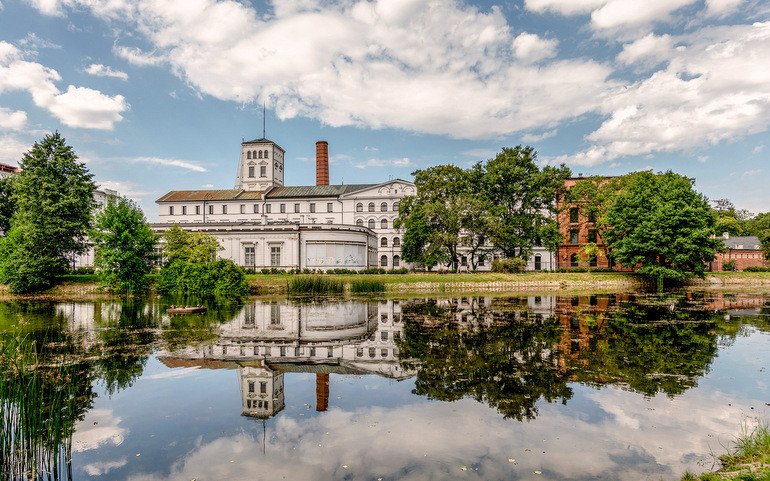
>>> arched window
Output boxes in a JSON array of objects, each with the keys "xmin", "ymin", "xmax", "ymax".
[
  {"xmin": 247, "ymin": 151, "xmax": 252, "ymax": 159},
  {"xmin": 393, "ymin": 202, "xmax": 399, "ymax": 211},
  {"xmin": 356, "ymin": 203, "xmax": 363, "ymax": 212},
  {"xmin": 356, "ymin": 219, "xmax": 364, "ymax": 226},
  {"xmin": 368, "ymin": 219, "xmax": 375, "ymax": 229},
  {"xmin": 393, "ymin": 255, "xmax": 400, "ymax": 267},
  {"xmin": 393, "ymin": 237, "xmax": 400, "ymax": 246},
  {"xmin": 368, "ymin": 202, "xmax": 375, "ymax": 212},
  {"xmin": 381, "ymin": 219, "xmax": 388, "ymax": 229},
  {"xmin": 570, "ymin": 254, "xmax": 579, "ymax": 267},
  {"xmin": 380, "ymin": 255, "xmax": 388, "ymax": 267},
  {"xmin": 258, "ymin": 151, "xmax": 263, "ymax": 159},
  {"xmin": 264, "ymin": 150, "xmax": 269, "ymax": 158},
  {"xmin": 380, "ymin": 202, "xmax": 387, "ymax": 212},
  {"xmin": 252, "ymin": 150, "xmax": 257, "ymax": 159},
  {"xmin": 381, "ymin": 237, "xmax": 388, "ymax": 247}
]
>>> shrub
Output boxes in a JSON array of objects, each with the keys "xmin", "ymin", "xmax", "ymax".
[
  {"xmin": 389, "ymin": 268, "xmax": 409, "ymax": 274},
  {"xmin": 744, "ymin": 266, "xmax": 770, "ymax": 272},
  {"xmin": 70, "ymin": 266, "xmax": 95, "ymax": 275},
  {"xmin": 722, "ymin": 260, "xmax": 737, "ymax": 271},
  {"xmin": 156, "ymin": 259, "xmax": 248, "ymax": 296},
  {"xmin": 491, "ymin": 257, "xmax": 527, "ymax": 273}
]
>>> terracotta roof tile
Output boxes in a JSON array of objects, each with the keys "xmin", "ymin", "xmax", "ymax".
[{"xmin": 156, "ymin": 189, "xmax": 263, "ymax": 202}]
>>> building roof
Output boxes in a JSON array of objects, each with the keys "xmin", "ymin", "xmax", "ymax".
[
  {"xmin": 724, "ymin": 236, "xmax": 762, "ymax": 250},
  {"xmin": 265, "ymin": 184, "xmax": 378, "ymax": 199},
  {"xmin": 0, "ymin": 162, "xmax": 20, "ymax": 174},
  {"xmin": 242, "ymin": 137, "xmax": 285, "ymax": 152},
  {"xmin": 156, "ymin": 189, "xmax": 263, "ymax": 202}
]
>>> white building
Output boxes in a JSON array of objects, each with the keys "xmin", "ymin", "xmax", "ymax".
[
  {"xmin": 0, "ymin": 162, "xmax": 19, "ymax": 179},
  {"xmin": 155, "ymin": 138, "xmax": 414, "ymax": 271}
]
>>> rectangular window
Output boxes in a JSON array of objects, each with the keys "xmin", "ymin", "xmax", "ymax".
[
  {"xmin": 244, "ymin": 246, "xmax": 255, "ymax": 266},
  {"xmin": 587, "ymin": 211, "xmax": 596, "ymax": 223},
  {"xmin": 570, "ymin": 229, "xmax": 579, "ymax": 244},
  {"xmin": 195, "ymin": 205, "xmax": 200, "ymax": 215},
  {"xmin": 260, "ymin": 165, "xmax": 267, "ymax": 177},
  {"xmin": 280, "ymin": 346, "xmax": 286, "ymax": 357},
  {"xmin": 253, "ymin": 204, "xmax": 259, "ymax": 213},
  {"xmin": 270, "ymin": 304, "xmax": 280, "ymax": 324},
  {"xmin": 309, "ymin": 203, "xmax": 316, "ymax": 213},
  {"xmin": 270, "ymin": 246, "xmax": 281, "ymax": 266},
  {"xmin": 569, "ymin": 207, "xmax": 579, "ymax": 223},
  {"xmin": 208, "ymin": 205, "xmax": 213, "ymax": 215},
  {"xmin": 381, "ymin": 331, "xmax": 389, "ymax": 341},
  {"xmin": 244, "ymin": 303, "xmax": 255, "ymax": 325},
  {"xmin": 182, "ymin": 205, "xmax": 187, "ymax": 215},
  {"xmin": 248, "ymin": 381, "xmax": 255, "ymax": 393},
  {"xmin": 240, "ymin": 204, "xmax": 245, "ymax": 214},
  {"xmin": 266, "ymin": 204, "xmax": 271, "ymax": 214},
  {"xmin": 327, "ymin": 202, "xmax": 333, "ymax": 213},
  {"xmin": 280, "ymin": 203, "xmax": 286, "ymax": 213},
  {"xmin": 222, "ymin": 205, "xmax": 227, "ymax": 214},
  {"xmin": 248, "ymin": 166, "xmax": 255, "ymax": 178},
  {"xmin": 310, "ymin": 347, "xmax": 316, "ymax": 357},
  {"xmin": 260, "ymin": 382, "xmax": 267, "ymax": 394},
  {"xmin": 588, "ymin": 229, "xmax": 597, "ymax": 243},
  {"xmin": 294, "ymin": 203, "xmax": 300, "ymax": 213},
  {"xmin": 169, "ymin": 206, "xmax": 174, "ymax": 215}
]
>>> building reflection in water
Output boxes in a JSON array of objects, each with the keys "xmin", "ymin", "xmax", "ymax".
[{"xmin": 158, "ymin": 300, "xmax": 410, "ymax": 419}]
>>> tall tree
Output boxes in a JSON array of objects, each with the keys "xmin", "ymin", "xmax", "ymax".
[
  {"xmin": 602, "ymin": 171, "xmax": 723, "ymax": 288},
  {"xmin": 477, "ymin": 146, "xmax": 571, "ymax": 259},
  {"xmin": 162, "ymin": 224, "xmax": 220, "ymax": 265},
  {"xmin": 0, "ymin": 176, "xmax": 15, "ymax": 234},
  {"xmin": 0, "ymin": 133, "xmax": 95, "ymax": 293},
  {"xmin": 90, "ymin": 197, "xmax": 158, "ymax": 294}
]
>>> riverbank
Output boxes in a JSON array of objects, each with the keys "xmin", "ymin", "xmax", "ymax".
[{"xmin": 1, "ymin": 271, "xmax": 769, "ymax": 300}]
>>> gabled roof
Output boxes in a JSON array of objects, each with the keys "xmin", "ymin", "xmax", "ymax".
[
  {"xmin": 242, "ymin": 137, "xmax": 285, "ymax": 152},
  {"xmin": 338, "ymin": 178, "xmax": 416, "ymax": 197},
  {"xmin": 156, "ymin": 189, "xmax": 263, "ymax": 202},
  {"xmin": 265, "ymin": 184, "xmax": 378, "ymax": 199},
  {"xmin": 724, "ymin": 236, "xmax": 762, "ymax": 250}
]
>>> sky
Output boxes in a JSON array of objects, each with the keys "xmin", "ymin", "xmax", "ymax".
[{"xmin": 0, "ymin": 0, "xmax": 768, "ymax": 220}]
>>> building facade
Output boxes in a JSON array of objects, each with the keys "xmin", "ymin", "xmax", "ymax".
[
  {"xmin": 710, "ymin": 234, "xmax": 769, "ymax": 271},
  {"xmin": 0, "ymin": 162, "xmax": 20, "ymax": 179}
]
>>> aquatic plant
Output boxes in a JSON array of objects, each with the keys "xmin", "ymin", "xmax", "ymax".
[
  {"xmin": 349, "ymin": 279, "xmax": 386, "ymax": 293},
  {"xmin": 287, "ymin": 276, "xmax": 344, "ymax": 295}
]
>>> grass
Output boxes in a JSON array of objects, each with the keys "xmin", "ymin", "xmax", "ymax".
[
  {"xmin": 681, "ymin": 422, "xmax": 770, "ymax": 481},
  {"xmin": 0, "ymin": 335, "xmax": 79, "ymax": 480},
  {"xmin": 286, "ymin": 276, "xmax": 344, "ymax": 295},
  {"xmin": 350, "ymin": 279, "xmax": 386, "ymax": 293}
]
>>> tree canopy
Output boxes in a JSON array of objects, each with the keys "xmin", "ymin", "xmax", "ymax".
[
  {"xmin": 90, "ymin": 197, "xmax": 158, "ymax": 294},
  {"xmin": 0, "ymin": 133, "xmax": 95, "ymax": 293},
  {"xmin": 602, "ymin": 171, "xmax": 723, "ymax": 286}
]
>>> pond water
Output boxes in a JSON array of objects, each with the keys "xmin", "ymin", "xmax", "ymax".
[{"xmin": 1, "ymin": 292, "xmax": 769, "ymax": 481}]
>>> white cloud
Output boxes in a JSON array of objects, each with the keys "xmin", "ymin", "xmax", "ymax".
[
  {"xmin": 25, "ymin": 0, "xmax": 69, "ymax": 16},
  {"xmin": 522, "ymin": 129, "xmax": 558, "ymax": 142},
  {"xmin": 127, "ymin": 156, "xmax": 208, "ymax": 172},
  {"xmin": 85, "ymin": 63, "xmax": 128, "ymax": 80},
  {"xmin": 752, "ymin": 143, "xmax": 765, "ymax": 154},
  {"xmin": 461, "ymin": 148, "xmax": 498, "ymax": 158},
  {"xmin": 0, "ymin": 42, "xmax": 128, "ymax": 129},
  {"xmin": 96, "ymin": 180, "xmax": 151, "ymax": 200},
  {"xmin": 0, "ymin": 135, "xmax": 27, "ymax": 163},
  {"xmin": 524, "ymin": 0, "xmax": 608, "ymax": 15},
  {"xmin": 354, "ymin": 157, "xmax": 412, "ymax": 169},
  {"xmin": 72, "ymin": 408, "xmax": 126, "ymax": 453},
  {"xmin": 705, "ymin": 0, "xmax": 743, "ymax": 17},
  {"xmin": 561, "ymin": 22, "xmax": 770, "ymax": 165},
  {"xmin": 18, "ymin": 32, "xmax": 62, "ymax": 52},
  {"xmin": 512, "ymin": 32, "xmax": 558, "ymax": 63},
  {"xmin": 83, "ymin": 458, "xmax": 128, "ymax": 476},
  {"xmin": 617, "ymin": 33, "xmax": 672, "ymax": 67},
  {"xmin": 0, "ymin": 107, "xmax": 27, "ymax": 130},
  {"xmin": 113, "ymin": 45, "xmax": 166, "ymax": 67},
  {"xmin": 55, "ymin": 0, "xmax": 613, "ymax": 140}
]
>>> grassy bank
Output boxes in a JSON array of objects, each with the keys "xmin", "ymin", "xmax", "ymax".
[
  {"xmin": 682, "ymin": 422, "xmax": 770, "ymax": 481},
  {"xmin": 1, "ymin": 271, "xmax": 770, "ymax": 300}
]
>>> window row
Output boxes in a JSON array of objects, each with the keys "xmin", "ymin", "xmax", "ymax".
[
  {"xmin": 357, "ymin": 218, "xmax": 392, "ymax": 229},
  {"xmin": 356, "ymin": 202, "xmax": 400, "ymax": 212},
  {"xmin": 568, "ymin": 207, "xmax": 596, "ymax": 224},
  {"xmin": 246, "ymin": 150, "xmax": 270, "ymax": 160},
  {"xmin": 168, "ymin": 202, "xmax": 335, "ymax": 215},
  {"xmin": 380, "ymin": 237, "xmax": 401, "ymax": 247},
  {"xmin": 356, "ymin": 347, "xmax": 399, "ymax": 358},
  {"xmin": 380, "ymin": 255, "xmax": 401, "ymax": 267},
  {"xmin": 247, "ymin": 165, "xmax": 268, "ymax": 178}
]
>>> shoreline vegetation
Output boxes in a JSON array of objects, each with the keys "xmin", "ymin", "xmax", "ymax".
[
  {"xmin": 1, "ymin": 271, "xmax": 769, "ymax": 300},
  {"xmin": 682, "ymin": 421, "xmax": 770, "ymax": 481}
]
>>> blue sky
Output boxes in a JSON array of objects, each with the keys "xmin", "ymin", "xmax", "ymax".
[{"xmin": 0, "ymin": 0, "xmax": 768, "ymax": 220}]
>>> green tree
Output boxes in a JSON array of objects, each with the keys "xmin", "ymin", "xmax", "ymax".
[
  {"xmin": 602, "ymin": 171, "xmax": 723, "ymax": 288},
  {"xmin": 476, "ymin": 146, "xmax": 571, "ymax": 259},
  {"xmin": 0, "ymin": 176, "xmax": 15, "ymax": 234},
  {"xmin": 90, "ymin": 197, "xmax": 158, "ymax": 294},
  {"xmin": 743, "ymin": 211, "xmax": 770, "ymax": 259},
  {"xmin": 0, "ymin": 133, "xmax": 95, "ymax": 293},
  {"xmin": 162, "ymin": 224, "xmax": 220, "ymax": 265}
]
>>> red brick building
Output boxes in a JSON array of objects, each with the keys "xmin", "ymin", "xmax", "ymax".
[
  {"xmin": 556, "ymin": 176, "xmax": 614, "ymax": 270},
  {"xmin": 709, "ymin": 235, "xmax": 769, "ymax": 271}
]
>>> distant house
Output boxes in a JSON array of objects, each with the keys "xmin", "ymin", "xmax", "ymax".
[
  {"xmin": 0, "ymin": 162, "xmax": 20, "ymax": 179},
  {"xmin": 710, "ymin": 234, "xmax": 768, "ymax": 271}
]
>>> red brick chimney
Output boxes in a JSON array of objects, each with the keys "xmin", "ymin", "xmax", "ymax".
[{"xmin": 316, "ymin": 140, "xmax": 329, "ymax": 186}]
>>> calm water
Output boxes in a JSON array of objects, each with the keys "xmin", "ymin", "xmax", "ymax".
[{"xmin": 1, "ymin": 292, "xmax": 769, "ymax": 481}]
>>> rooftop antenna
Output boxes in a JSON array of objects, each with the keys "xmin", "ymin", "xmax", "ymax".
[{"xmin": 262, "ymin": 102, "xmax": 266, "ymax": 139}]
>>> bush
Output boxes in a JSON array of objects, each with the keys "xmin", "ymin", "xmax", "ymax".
[
  {"xmin": 389, "ymin": 268, "xmax": 409, "ymax": 274},
  {"xmin": 744, "ymin": 266, "xmax": 770, "ymax": 272},
  {"xmin": 722, "ymin": 260, "xmax": 737, "ymax": 271},
  {"xmin": 157, "ymin": 259, "xmax": 249, "ymax": 297},
  {"xmin": 491, "ymin": 257, "xmax": 527, "ymax": 273}
]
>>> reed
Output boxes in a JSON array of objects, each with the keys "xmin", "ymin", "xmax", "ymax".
[
  {"xmin": 349, "ymin": 279, "xmax": 386, "ymax": 293},
  {"xmin": 0, "ymin": 335, "xmax": 78, "ymax": 481},
  {"xmin": 287, "ymin": 276, "xmax": 345, "ymax": 295}
]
